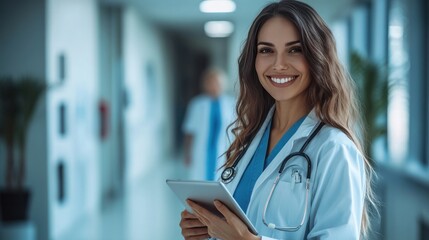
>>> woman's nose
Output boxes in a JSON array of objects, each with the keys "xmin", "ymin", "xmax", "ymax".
[{"xmin": 273, "ymin": 54, "xmax": 289, "ymax": 70}]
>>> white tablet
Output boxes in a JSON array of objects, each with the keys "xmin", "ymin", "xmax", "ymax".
[{"xmin": 166, "ymin": 179, "xmax": 258, "ymax": 235}]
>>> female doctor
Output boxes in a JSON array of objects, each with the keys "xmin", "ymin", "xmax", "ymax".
[{"xmin": 180, "ymin": 1, "xmax": 376, "ymax": 239}]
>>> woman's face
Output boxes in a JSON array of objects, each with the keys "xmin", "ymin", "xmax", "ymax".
[{"xmin": 255, "ymin": 16, "xmax": 310, "ymax": 105}]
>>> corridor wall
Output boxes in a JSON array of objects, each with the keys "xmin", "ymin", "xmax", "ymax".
[
  {"xmin": 0, "ymin": 1, "xmax": 49, "ymax": 239},
  {"xmin": 46, "ymin": 0, "xmax": 101, "ymax": 239},
  {"xmin": 122, "ymin": 6, "xmax": 175, "ymax": 183}
]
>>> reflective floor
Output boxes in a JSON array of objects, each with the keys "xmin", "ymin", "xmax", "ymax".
[{"xmin": 56, "ymin": 158, "xmax": 188, "ymax": 240}]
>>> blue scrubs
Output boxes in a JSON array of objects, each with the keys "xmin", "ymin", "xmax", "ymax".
[
  {"xmin": 234, "ymin": 116, "xmax": 305, "ymax": 212},
  {"xmin": 206, "ymin": 98, "xmax": 221, "ymax": 180}
]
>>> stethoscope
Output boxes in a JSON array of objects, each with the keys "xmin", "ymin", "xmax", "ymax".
[{"xmin": 221, "ymin": 121, "xmax": 325, "ymax": 232}]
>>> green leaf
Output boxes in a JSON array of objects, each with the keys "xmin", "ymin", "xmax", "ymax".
[{"xmin": 349, "ymin": 52, "xmax": 389, "ymax": 159}]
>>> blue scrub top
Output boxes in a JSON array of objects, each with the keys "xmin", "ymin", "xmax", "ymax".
[
  {"xmin": 233, "ymin": 116, "xmax": 306, "ymax": 212},
  {"xmin": 206, "ymin": 98, "xmax": 221, "ymax": 180}
]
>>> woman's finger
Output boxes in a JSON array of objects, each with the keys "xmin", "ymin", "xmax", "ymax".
[
  {"xmin": 187, "ymin": 200, "xmax": 216, "ymax": 217},
  {"xmin": 184, "ymin": 234, "xmax": 211, "ymax": 240},
  {"xmin": 182, "ymin": 209, "xmax": 198, "ymax": 219},
  {"xmin": 180, "ymin": 218, "xmax": 206, "ymax": 228},
  {"xmin": 190, "ymin": 209, "xmax": 210, "ymax": 226},
  {"xmin": 187, "ymin": 200, "xmax": 213, "ymax": 224},
  {"xmin": 187, "ymin": 200, "xmax": 207, "ymax": 216},
  {"xmin": 180, "ymin": 211, "xmax": 210, "ymax": 240},
  {"xmin": 182, "ymin": 227, "xmax": 209, "ymax": 238},
  {"xmin": 213, "ymin": 200, "xmax": 233, "ymax": 219}
]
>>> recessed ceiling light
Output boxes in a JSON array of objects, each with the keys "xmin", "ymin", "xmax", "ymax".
[
  {"xmin": 204, "ymin": 21, "xmax": 234, "ymax": 38},
  {"xmin": 200, "ymin": 0, "xmax": 236, "ymax": 13}
]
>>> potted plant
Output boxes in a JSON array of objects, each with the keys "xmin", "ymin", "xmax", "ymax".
[
  {"xmin": 349, "ymin": 52, "xmax": 389, "ymax": 160},
  {"xmin": 0, "ymin": 76, "xmax": 46, "ymax": 223}
]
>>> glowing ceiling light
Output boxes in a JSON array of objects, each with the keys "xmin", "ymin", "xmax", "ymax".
[
  {"xmin": 200, "ymin": 0, "xmax": 236, "ymax": 13},
  {"xmin": 204, "ymin": 21, "xmax": 234, "ymax": 38}
]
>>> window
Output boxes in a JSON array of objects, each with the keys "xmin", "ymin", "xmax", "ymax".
[
  {"xmin": 424, "ymin": 0, "xmax": 429, "ymax": 166},
  {"xmin": 387, "ymin": 0, "xmax": 429, "ymax": 167},
  {"xmin": 387, "ymin": 0, "xmax": 409, "ymax": 164}
]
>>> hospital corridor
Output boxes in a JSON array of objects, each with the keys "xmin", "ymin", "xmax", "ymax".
[
  {"xmin": 55, "ymin": 158, "xmax": 187, "ymax": 240},
  {"xmin": 1, "ymin": 0, "xmax": 429, "ymax": 240}
]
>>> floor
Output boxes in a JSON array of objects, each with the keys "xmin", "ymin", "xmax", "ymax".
[{"xmin": 56, "ymin": 158, "xmax": 188, "ymax": 240}]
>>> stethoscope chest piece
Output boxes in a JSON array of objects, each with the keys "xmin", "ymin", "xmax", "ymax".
[
  {"xmin": 221, "ymin": 121, "xmax": 325, "ymax": 232},
  {"xmin": 221, "ymin": 166, "xmax": 236, "ymax": 183}
]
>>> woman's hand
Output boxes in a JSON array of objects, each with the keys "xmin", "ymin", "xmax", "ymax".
[
  {"xmin": 187, "ymin": 199, "xmax": 261, "ymax": 240},
  {"xmin": 180, "ymin": 209, "xmax": 210, "ymax": 240}
]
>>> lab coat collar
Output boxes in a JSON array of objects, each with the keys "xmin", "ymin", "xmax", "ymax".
[
  {"xmin": 223, "ymin": 107, "xmax": 275, "ymax": 194},
  {"xmin": 250, "ymin": 108, "xmax": 320, "ymax": 202},
  {"xmin": 224, "ymin": 107, "xmax": 320, "ymax": 195}
]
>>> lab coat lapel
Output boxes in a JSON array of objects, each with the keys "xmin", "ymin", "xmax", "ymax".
[
  {"xmin": 224, "ymin": 108, "xmax": 275, "ymax": 194},
  {"xmin": 252, "ymin": 110, "xmax": 320, "ymax": 194}
]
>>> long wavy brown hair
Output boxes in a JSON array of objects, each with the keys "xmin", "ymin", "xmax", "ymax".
[{"xmin": 225, "ymin": 0, "xmax": 377, "ymax": 238}]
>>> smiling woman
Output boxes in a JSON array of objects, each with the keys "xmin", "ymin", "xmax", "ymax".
[
  {"xmin": 255, "ymin": 16, "xmax": 311, "ymax": 109},
  {"xmin": 179, "ymin": 1, "xmax": 377, "ymax": 240}
]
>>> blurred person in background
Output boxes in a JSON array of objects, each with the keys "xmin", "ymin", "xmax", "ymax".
[
  {"xmin": 180, "ymin": 0, "xmax": 377, "ymax": 239},
  {"xmin": 182, "ymin": 67, "xmax": 236, "ymax": 180}
]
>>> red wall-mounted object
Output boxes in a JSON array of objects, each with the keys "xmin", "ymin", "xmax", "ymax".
[{"xmin": 98, "ymin": 100, "xmax": 110, "ymax": 140}]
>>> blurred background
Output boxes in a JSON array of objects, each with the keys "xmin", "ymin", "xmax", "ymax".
[{"xmin": 0, "ymin": 0, "xmax": 428, "ymax": 239}]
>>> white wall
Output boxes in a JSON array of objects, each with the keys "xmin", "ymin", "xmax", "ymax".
[
  {"xmin": 46, "ymin": 0, "xmax": 100, "ymax": 238},
  {"xmin": 350, "ymin": 5, "xmax": 369, "ymax": 57},
  {"xmin": 331, "ymin": 20, "xmax": 349, "ymax": 68},
  {"xmin": 98, "ymin": 6, "xmax": 125, "ymax": 206},
  {"xmin": 371, "ymin": 0, "xmax": 388, "ymax": 63},
  {"xmin": 227, "ymin": 19, "xmax": 250, "ymax": 95},
  {"xmin": 122, "ymin": 6, "xmax": 175, "ymax": 183},
  {"xmin": 226, "ymin": 2, "xmax": 267, "ymax": 93}
]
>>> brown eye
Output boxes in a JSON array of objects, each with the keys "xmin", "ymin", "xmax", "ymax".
[
  {"xmin": 289, "ymin": 47, "xmax": 302, "ymax": 53},
  {"xmin": 258, "ymin": 47, "xmax": 273, "ymax": 54}
]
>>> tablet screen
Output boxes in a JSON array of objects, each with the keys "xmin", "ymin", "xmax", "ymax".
[{"xmin": 166, "ymin": 179, "xmax": 258, "ymax": 235}]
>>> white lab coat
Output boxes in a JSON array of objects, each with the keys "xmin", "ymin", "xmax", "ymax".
[
  {"xmin": 182, "ymin": 94, "xmax": 236, "ymax": 180},
  {"xmin": 223, "ymin": 108, "xmax": 366, "ymax": 240}
]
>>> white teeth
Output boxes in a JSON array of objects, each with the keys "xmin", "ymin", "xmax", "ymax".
[{"xmin": 270, "ymin": 76, "xmax": 297, "ymax": 84}]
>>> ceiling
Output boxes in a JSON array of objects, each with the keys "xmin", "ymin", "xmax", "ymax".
[{"xmin": 102, "ymin": 0, "xmax": 356, "ymax": 36}]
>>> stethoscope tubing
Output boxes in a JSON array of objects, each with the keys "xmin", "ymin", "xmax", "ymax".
[
  {"xmin": 262, "ymin": 175, "xmax": 310, "ymax": 231},
  {"xmin": 221, "ymin": 121, "xmax": 325, "ymax": 232},
  {"xmin": 221, "ymin": 122, "xmax": 324, "ymax": 183}
]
